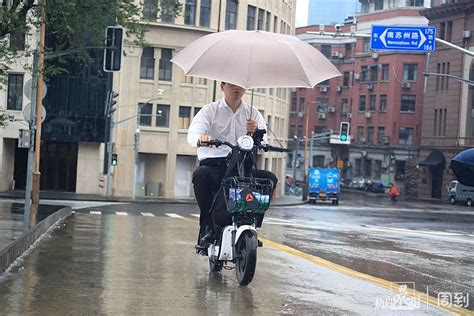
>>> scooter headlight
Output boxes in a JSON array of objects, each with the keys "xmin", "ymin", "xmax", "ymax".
[{"xmin": 237, "ymin": 135, "xmax": 254, "ymax": 151}]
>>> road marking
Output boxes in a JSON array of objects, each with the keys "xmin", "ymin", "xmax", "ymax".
[
  {"xmin": 141, "ymin": 212, "xmax": 155, "ymax": 217},
  {"xmin": 116, "ymin": 212, "xmax": 128, "ymax": 216},
  {"xmin": 165, "ymin": 213, "xmax": 184, "ymax": 218},
  {"xmin": 191, "ymin": 214, "xmax": 200, "ymax": 218},
  {"xmin": 260, "ymin": 237, "xmax": 472, "ymax": 315},
  {"xmin": 90, "ymin": 211, "xmax": 101, "ymax": 215},
  {"xmin": 265, "ymin": 217, "xmax": 293, "ymax": 223}
]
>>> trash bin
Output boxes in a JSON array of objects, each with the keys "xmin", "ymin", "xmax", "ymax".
[{"xmin": 145, "ymin": 181, "xmax": 161, "ymax": 196}]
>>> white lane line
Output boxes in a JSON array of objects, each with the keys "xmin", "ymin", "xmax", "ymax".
[
  {"xmin": 141, "ymin": 212, "xmax": 155, "ymax": 217},
  {"xmin": 191, "ymin": 214, "xmax": 200, "ymax": 218},
  {"xmin": 265, "ymin": 217, "xmax": 293, "ymax": 223},
  {"xmin": 90, "ymin": 211, "xmax": 102, "ymax": 215},
  {"xmin": 116, "ymin": 212, "xmax": 128, "ymax": 216},
  {"xmin": 165, "ymin": 213, "xmax": 184, "ymax": 218}
]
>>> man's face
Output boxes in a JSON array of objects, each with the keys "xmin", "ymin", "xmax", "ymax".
[{"xmin": 221, "ymin": 82, "xmax": 245, "ymax": 101}]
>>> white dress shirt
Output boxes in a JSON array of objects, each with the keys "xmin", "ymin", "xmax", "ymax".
[{"xmin": 187, "ymin": 98, "xmax": 267, "ymax": 161}]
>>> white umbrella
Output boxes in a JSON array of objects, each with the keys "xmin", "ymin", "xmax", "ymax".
[{"xmin": 171, "ymin": 30, "xmax": 341, "ymax": 89}]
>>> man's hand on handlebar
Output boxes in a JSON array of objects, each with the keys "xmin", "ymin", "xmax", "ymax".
[{"xmin": 197, "ymin": 135, "xmax": 212, "ymax": 147}]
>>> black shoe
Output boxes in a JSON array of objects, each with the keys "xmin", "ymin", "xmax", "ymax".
[{"xmin": 195, "ymin": 244, "xmax": 208, "ymax": 256}]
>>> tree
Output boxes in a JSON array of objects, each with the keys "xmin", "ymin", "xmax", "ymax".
[{"xmin": 0, "ymin": 0, "xmax": 182, "ymax": 82}]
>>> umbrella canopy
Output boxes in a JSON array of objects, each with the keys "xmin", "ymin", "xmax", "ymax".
[
  {"xmin": 171, "ymin": 30, "xmax": 341, "ymax": 89},
  {"xmin": 451, "ymin": 148, "xmax": 474, "ymax": 186}
]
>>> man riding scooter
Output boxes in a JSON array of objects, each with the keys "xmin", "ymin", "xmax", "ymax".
[
  {"xmin": 388, "ymin": 183, "xmax": 400, "ymax": 202},
  {"xmin": 187, "ymin": 82, "xmax": 277, "ymax": 253}
]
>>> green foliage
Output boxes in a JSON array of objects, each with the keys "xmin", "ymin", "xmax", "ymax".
[{"xmin": 0, "ymin": 0, "xmax": 182, "ymax": 86}]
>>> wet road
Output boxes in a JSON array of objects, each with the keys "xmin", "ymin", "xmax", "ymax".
[{"xmin": 0, "ymin": 194, "xmax": 472, "ymax": 314}]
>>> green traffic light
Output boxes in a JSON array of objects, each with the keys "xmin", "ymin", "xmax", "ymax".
[{"xmin": 340, "ymin": 135, "xmax": 347, "ymax": 141}]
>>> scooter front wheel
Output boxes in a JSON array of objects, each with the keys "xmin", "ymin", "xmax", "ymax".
[{"xmin": 235, "ymin": 231, "xmax": 257, "ymax": 286}]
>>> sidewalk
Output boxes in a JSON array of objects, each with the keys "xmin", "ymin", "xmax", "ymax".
[{"xmin": 0, "ymin": 190, "xmax": 307, "ymax": 206}]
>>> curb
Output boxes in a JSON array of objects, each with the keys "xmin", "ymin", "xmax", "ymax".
[{"xmin": 0, "ymin": 206, "xmax": 72, "ymax": 275}]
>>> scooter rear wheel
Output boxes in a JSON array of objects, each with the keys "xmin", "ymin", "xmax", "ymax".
[{"xmin": 235, "ymin": 231, "xmax": 257, "ymax": 286}]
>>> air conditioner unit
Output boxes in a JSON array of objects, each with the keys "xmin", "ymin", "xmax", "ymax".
[
  {"xmin": 462, "ymin": 30, "xmax": 471, "ymax": 39},
  {"xmin": 367, "ymin": 83, "xmax": 374, "ymax": 90},
  {"xmin": 297, "ymin": 112, "xmax": 304, "ymax": 118},
  {"xmin": 336, "ymin": 86, "xmax": 342, "ymax": 92},
  {"xmin": 347, "ymin": 113, "xmax": 352, "ymax": 118},
  {"xmin": 371, "ymin": 52, "xmax": 378, "ymax": 59},
  {"xmin": 338, "ymin": 52, "xmax": 345, "ymax": 59},
  {"xmin": 318, "ymin": 113, "xmax": 326, "ymax": 119},
  {"xmin": 320, "ymin": 86, "xmax": 328, "ymax": 92},
  {"xmin": 354, "ymin": 73, "xmax": 360, "ymax": 80},
  {"xmin": 328, "ymin": 107, "xmax": 336, "ymax": 113},
  {"xmin": 332, "ymin": 51, "xmax": 339, "ymax": 58},
  {"xmin": 402, "ymin": 82, "xmax": 411, "ymax": 89},
  {"xmin": 365, "ymin": 111, "xmax": 372, "ymax": 118}
]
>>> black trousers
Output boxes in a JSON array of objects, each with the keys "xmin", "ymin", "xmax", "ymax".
[{"xmin": 192, "ymin": 157, "xmax": 278, "ymax": 229}]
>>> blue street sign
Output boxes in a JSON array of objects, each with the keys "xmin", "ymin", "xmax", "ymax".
[{"xmin": 371, "ymin": 25, "xmax": 436, "ymax": 53}]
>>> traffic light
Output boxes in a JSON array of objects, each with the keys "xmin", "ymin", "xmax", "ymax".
[
  {"xmin": 110, "ymin": 91, "xmax": 119, "ymax": 114},
  {"xmin": 339, "ymin": 122, "xmax": 350, "ymax": 142},
  {"xmin": 111, "ymin": 154, "xmax": 118, "ymax": 166},
  {"xmin": 103, "ymin": 26, "xmax": 124, "ymax": 72}
]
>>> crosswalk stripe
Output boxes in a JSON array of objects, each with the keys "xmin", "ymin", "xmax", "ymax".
[
  {"xmin": 90, "ymin": 211, "xmax": 102, "ymax": 215},
  {"xmin": 116, "ymin": 212, "xmax": 128, "ymax": 216},
  {"xmin": 141, "ymin": 212, "xmax": 155, "ymax": 217},
  {"xmin": 165, "ymin": 213, "xmax": 184, "ymax": 218},
  {"xmin": 191, "ymin": 214, "xmax": 200, "ymax": 218}
]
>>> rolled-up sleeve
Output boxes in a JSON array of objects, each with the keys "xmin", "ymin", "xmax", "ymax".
[{"xmin": 187, "ymin": 105, "xmax": 212, "ymax": 148}]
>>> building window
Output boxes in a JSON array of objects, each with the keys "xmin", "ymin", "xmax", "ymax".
[
  {"xmin": 200, "ymin": 0, "xmax": 211, "ymax": 27},
  {"xmin": 257, "ymin": 9, "xmax": 264, "ymax": 30},
  {"xmin": 357, "ymin": 126, "xmax": 365, "ymax": 144},
  {"xmin": 446, "ymin": 21, "xmax": 453, "ymax": 42},
  {"xmin": 361, "ymin": 66, "xmax": 368, "ymax": 82},
  {"xmin": 320, "ymin": 45, "xmax": 331, "ymax": 58},
  {"xmin": 401, "ymin": 95, "xmax": 416, "ymax": 112},
  {"xmin": 9, "ymin": 15, "xmax": 26, "ymax": 50},
  {"xmin": 273, "ymin": 16, "xmax": 278, "ymax": 33},
  {"xmin": 316, "ymin": 98, "xmax": 328, "ymax": 113},
  {"xmin": 343, "ymin": 72, "xmax": 350, "ymax": 86},
  {"xmin": 140, "ymin": 47, "xmax": 155, "ymax": 80},
  {"xmin": 289, "ymin": 125, "xmax": 295, "ymax": 138},
  {"xmin": 265, "ymin": 12, "xmax": 271, "ymax": 31},
  {"xmin": 178, "ymin": 106, "xmax": 191, "ymax": 129},
  {"xmin": 184, "ymin": 0, "xmax": 196, "ymax": 25},
  {"xmin": 345, "ymin": 43, "xmax": 352, "ymax": 59},
  {"xmin": 446, "ymin": 62, "xmax": 450, "ymax": 90},
  {"xmin": 439, "ymin": 22, "xmax": 446, "ymax": 40},
  {"xmin": 355, "ymin": 158, "xmax": 362, "ymax": 176},
  {"xmin": 399, "ymin": 128, "xmax": 413, "ymax": 146},
  {"xmin": 160, "ymin": 0, "xmax": 175, "ymax": 23},
  {"xmin": 156, "ymin": 104, "xmax": 170, "ymax": 127},
  {"xmin": 143, "ymin": 0, "xmax": 157, "ymax": 21},
  {"xmin": 374, "ymin": 0, "xmax": 384, "ymax": 10},
  {"xmin": 369, "ymin": 95, "xmax": 376, "ymax": 111},
  {"xmin": 403, "ymin": 64, "xmax": 418, "ymax": 81},
  {"xmin": 246, "ymin": 5, "xmax": 256, "ymax": 30},
  {"xmin": 380, "ymin": 94, "xmax": 387, "ymax": 112},
  {"xmin": 7, "ymin": 74, "xmax": 24, "ymax": 110},
  {"xmin": 297, "ymin": 125, "xmax": 303, "ymax": 139},
  {"xmin": 382, "ymin": 64, "xmax": 389, "ymax": 81},
  {"xmin": 291, "ymin": 92, "xmax": 297, "ymax": 112},
  {"xmin": 139, "ymin": 103, "xmax": 152, "ymax": 126},
  {"xmin": 159, "ymin": 48, "xmax": 172, "ymax": 81},
  {"xmin": 377, "ymin": 127, "xmax": 385, "ymax": 144},
  {"xmin": 370, "ymin": 65, "xmax": 378, "ymax": 82},
  {"xmin": 359, "ymin": 95, "xmax": 366, "ymax": 112},
  {"xmin": 194, "ymin": 107, "xmax": 202, "ymax": 117},
  {"xmin": 363, "ymin": 38, "xmax": 370, "ymax": 52},
  {"xmin": 367, "ymin": 127, "xmax": 374, "ymax": 144},
  {"xmin": 341, "ymin": 99, "xmax": 349, "ymax": 114},
  {"xmin": 299, "ymin": 97, "xmax": 305, "ymax": 112},
  {"xmin": 406, "ymin": 0, "xmax": 424, "ymax": 6},
  {"xmin": 225, "ymin": 0, "xmax": 238, "ymax": 30}
]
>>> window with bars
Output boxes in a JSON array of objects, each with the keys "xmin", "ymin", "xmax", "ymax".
[
  {"xmin": 359, "ymin": 95, "xmax": 366, "ymax": 112},
  {"xmin": 140, "ymin": 47, "xmax": 155, "ymax": 80},
  {"xmin": 7, "ymin": 74, "xmax": 24, "ymax": 110},
  {"xmin": 200, "ymin": 0, "xmax": 211, "ymax": 27},
  {"xmin": 159, "ymin": 48, "xmax": 172, "ymax": 81}
]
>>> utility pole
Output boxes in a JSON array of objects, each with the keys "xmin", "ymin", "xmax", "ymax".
[
  {"xmin": 302, "ymin": 102, "xmax": 310, "ymax": 201},
  {"xmin": 29, "ymin": 0, "xmax": 46, "ymax": 226}
]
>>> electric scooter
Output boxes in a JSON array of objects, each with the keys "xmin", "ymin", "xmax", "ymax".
[{"xmin": 197, "ymin": 129, "xmax": 288, "ymax": 286}]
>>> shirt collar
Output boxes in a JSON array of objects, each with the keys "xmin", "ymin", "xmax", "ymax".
[{"xmin": 220, "ymin": 98, "xmax": 245, "ymax": 113}]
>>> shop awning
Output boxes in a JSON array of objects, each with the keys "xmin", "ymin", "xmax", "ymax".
[{"xmin": 419, "ymin": 149, "xmax": 446, "ymax": 168}]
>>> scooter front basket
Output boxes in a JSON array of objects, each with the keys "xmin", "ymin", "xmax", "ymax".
[{"xmin": 222, "ymin": 176, "xmax": 274, "ymax": 214}]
